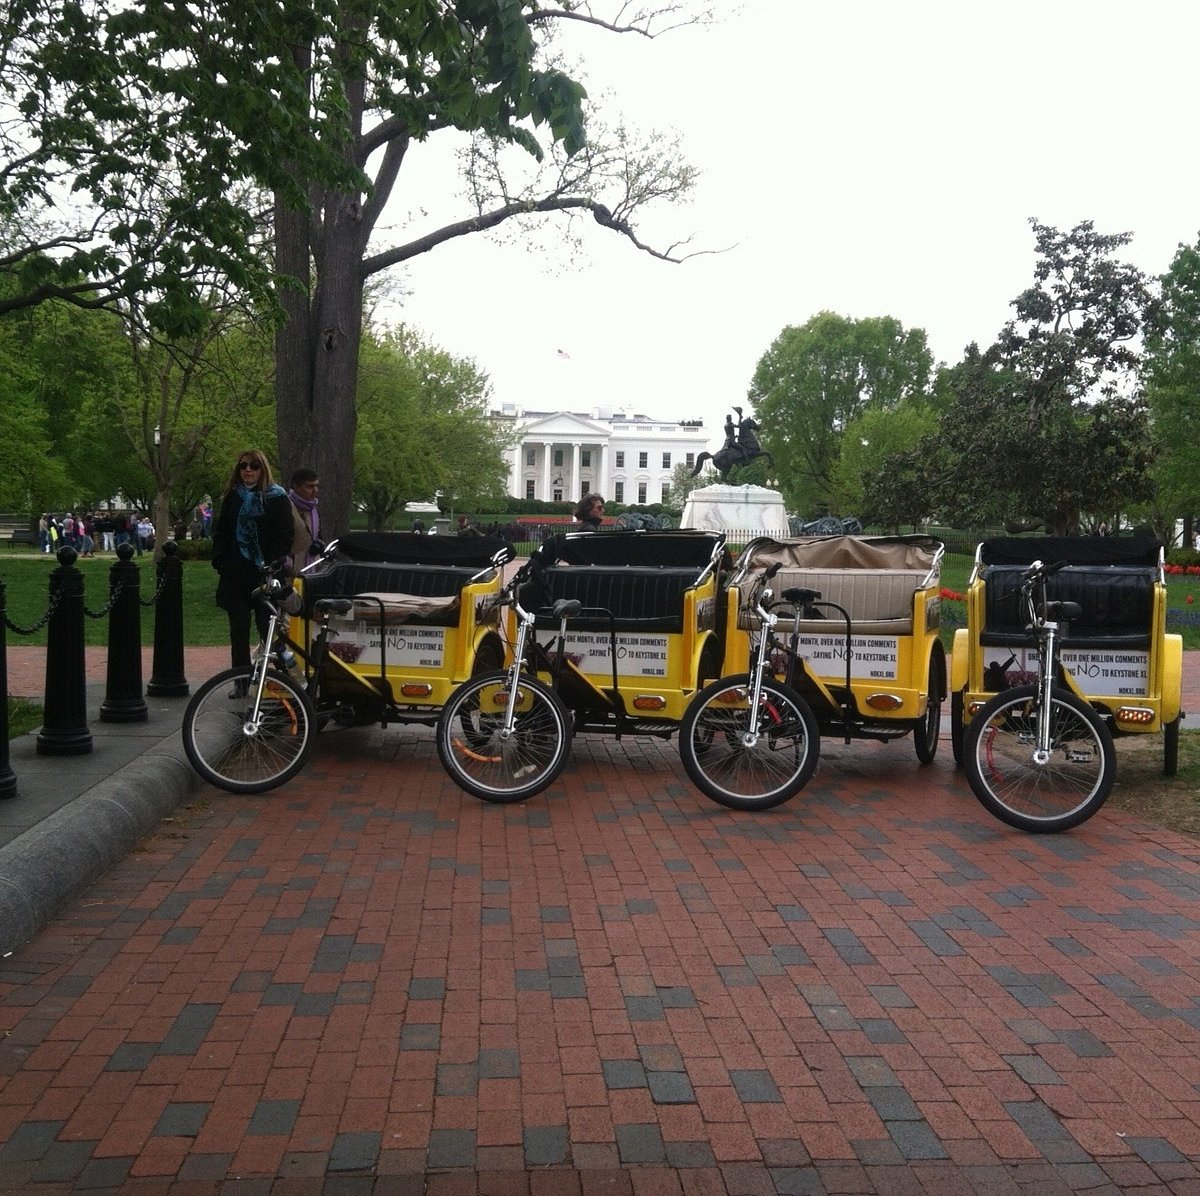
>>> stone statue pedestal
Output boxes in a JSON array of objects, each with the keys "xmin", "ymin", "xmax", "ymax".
[{"xmin": 680, "ymin": 484, "xmax": 789, "ymax": 537}]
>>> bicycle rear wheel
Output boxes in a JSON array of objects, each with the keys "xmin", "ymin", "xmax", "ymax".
[
  {"xmin": 182, "ymin": 667, "xmax": 317, "ymax": 793},
  {"xmin": 963, "ymin": 684, "xmax": 1114, "ymax": 833},
  {"xmin": 436, "ymin": 670, "xmax": 571, "ymax": 803},
  {"xmin": 680, "ymin": 674, "xmax": 820, "ymax": 811}
]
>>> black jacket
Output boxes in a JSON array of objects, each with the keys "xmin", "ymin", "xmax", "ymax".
[{"xmin": 211, "ymin": 487, "xmax": 294, "ymax": 611}]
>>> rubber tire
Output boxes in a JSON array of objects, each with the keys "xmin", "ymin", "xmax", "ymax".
[
  {"xmin": 1164, "ymin": 715, "xmax": 1180, "ymax": 778},
  {"xmin": 436, "ymin": 670, "xmax": 571, "ymax": 803},
  {"xmin": 679, "ymin": 673, "xmax": 820, "ymax": 811},
  {"xmin": 182, "ymin": 666, "xmax": 317, "ymax": 794},
  {"xmin": 914, "ymin": 643, "xmax": 945, "ymax": 766},
  {"xmin": 950, "ymin": 689, "xmax": 965, "ymax": 769},
  {"xmin": 962, "ymin": 684, "xmax": 1115, "ymax": 833}
]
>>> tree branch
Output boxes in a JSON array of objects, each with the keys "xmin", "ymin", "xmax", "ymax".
[{"xmin": 362, "ymin": 194, "xmax": 707, "ymax": 276}]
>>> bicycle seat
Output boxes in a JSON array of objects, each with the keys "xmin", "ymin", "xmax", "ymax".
[
  {"xmin": 781, "ymin": 587, "xmax": 822, "ymax": 607},
  {"xmin": 551, "ymin": 598, "xmax": 583, "ymax": 619},
  {"xmin": 315, "ymin": 598, "xmax": 354, "ymax": 616},
  {"xmin": 1044, "ymin": 600, "xmax": 1082, "ymax": 622}
]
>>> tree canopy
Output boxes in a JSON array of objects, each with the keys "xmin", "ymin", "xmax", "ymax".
[
  {"xmin": 856, "ymin": 220, "xmax": 1160, "ymax": 536},
  {"xmin": 748, "ymin": 312, "xmax": 935, "ymax": 515},
  {"xmin": 1145, "ymin": 236, "xmax": 1200, "ymax": 545},
  {"xmin": 354, "ymin": 326, "xmax": 510, "ymax": 531}
]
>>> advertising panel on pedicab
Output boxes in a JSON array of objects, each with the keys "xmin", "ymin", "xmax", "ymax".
[
  {"xmin": 563, "ymin": 631, "xmax": 670, "ymax": 678},
  {"xmin": 982, "ymin": 645, "xmax": 1150, "ymax": 697},
  {"xmin": 796, "ymin": 633, "xmax": 900, "ymax": 681},
  {"xmin": 329, "ymin": 619, "xmax": 447, "ymax": 669}
]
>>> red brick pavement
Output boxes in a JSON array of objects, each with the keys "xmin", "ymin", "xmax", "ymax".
[
  {"xmin": 5, "ymin": 646, "xmax": 231, "ymax": 699},
  {"xmin": 2, "ymin": 717, "xmax": 1200, "ymax": 1193}
]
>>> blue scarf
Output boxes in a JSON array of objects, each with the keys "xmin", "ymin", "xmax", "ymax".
[{"xmin": 235, "ymin": 482, "xmax": 286, "ymax": 566}]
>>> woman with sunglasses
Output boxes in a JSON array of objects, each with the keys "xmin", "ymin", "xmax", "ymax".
[{"xmin": 211, "ymin": 450, "xmax": 295, "ymax": 679}]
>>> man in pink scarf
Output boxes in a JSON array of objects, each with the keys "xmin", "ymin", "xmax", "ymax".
[{"xmin": 287, "ymin": 468, "xmax": 321, "ymax": 568}]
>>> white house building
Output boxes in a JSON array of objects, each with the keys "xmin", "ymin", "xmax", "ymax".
[{"xmin": 494, "ymin": 405, "xmax": 715, "ymax": 505}]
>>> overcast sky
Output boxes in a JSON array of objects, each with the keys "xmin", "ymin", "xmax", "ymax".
[{"xmin": 380, "ymin": 0, "xmax": 1198, "ymax": 446}]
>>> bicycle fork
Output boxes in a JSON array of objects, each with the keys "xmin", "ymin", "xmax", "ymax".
[{"xmin": 1032, "ymin": 621, "xmax": 1059, "ymax": 765}]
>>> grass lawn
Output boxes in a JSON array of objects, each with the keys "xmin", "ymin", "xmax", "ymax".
[{"xmin": 1, "ymin": 551, "xmax": 228, "ymax": 646}]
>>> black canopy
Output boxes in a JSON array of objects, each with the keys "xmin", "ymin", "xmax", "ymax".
[
  {"xmin": 333, "ymin": 531, "xmax": 514, "ymax": 567},
  {"xmin": 535, "ymin": 529, "xmax": 727, "ymax": 570},
  {"xmin": 979, "ymin": 533, "xmax": 1160, "ymax": 568}
]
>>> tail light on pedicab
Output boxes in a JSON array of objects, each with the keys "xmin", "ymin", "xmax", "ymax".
[
  {"xmin": 865, "ymin": 692, "xmax": 903, "ymax": 712},
  {"xmin": 632, "ymin": 695, "xmax": 667, "ymax": 712},
  {"xmin": 1115, "ymin": 706, "xmax": 1155, "ymax": 726},
  {"xmin": 400, "ymin": 683, "xmax": 433, "ymax": 698}
]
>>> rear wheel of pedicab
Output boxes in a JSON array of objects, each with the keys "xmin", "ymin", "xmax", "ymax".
[
  {"xmin": 914, "ymin": 643, "xmax": 945, "ymax": 766},
  {"xmin": 1163, "ymin": 715, "xmax": 1180, "ymax": 777},
  {"xmin": 680, "ymin": 674, "xmax": 820, "ymax": 811},
  {"xmin": 962, "ymin": 684, "xmax": 1115, "ymax": 833},
  {"xmin": 182, "ymin": 667, "xmax": 317, "ymax": 793},
  {"xmin": 436, "ymin": 670, "xmax": 571, "ymax": 803}
]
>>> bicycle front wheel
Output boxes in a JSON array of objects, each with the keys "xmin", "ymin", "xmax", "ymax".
[
  {"xmin": 436, "ymin": 670, "xmax": 571, "ymax": 803},
  {"xmin": 680, "ymin": 674, "xmax": 820, "ymax": 811},
  {"xmin": 182, "ymin": 667, "xmax": 317, "ymax": 793},
  {"xmin": 963, "ymin": 684, "xmax": 1114, "ymax": 833}
]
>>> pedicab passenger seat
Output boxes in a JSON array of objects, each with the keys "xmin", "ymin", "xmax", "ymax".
[
  {"xmin": 526, "ymin": 530, "xmax": 729, "ymax": 634},
  {"xmin": 977, "ymin": 535, "xmax": 1161, "ymax": 651},
  {"xmin": 302, "ymin": 531, "xmax": 514, "ymax": 628},
  {"xmin": 734, "ymin": 535, "xmax": 943, "ymax": 636}
]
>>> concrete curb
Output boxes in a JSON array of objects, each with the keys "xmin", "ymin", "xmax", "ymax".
[{"xmin": 0, "ymin": 736, "xmax": 202, "ymax": 956}]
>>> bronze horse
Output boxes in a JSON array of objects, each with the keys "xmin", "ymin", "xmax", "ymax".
[{"xmin": 689, "ymin": 417, "xmax": 774, "ymax": 483}]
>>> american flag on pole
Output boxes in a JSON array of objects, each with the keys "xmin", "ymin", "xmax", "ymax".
[{"xmin": 555, "ymin": 348, "xmax": 571, "ymax": 359}]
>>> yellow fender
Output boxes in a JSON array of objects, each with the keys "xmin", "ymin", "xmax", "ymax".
[
  {"xmin": 949, "ymin": 628, "xmax": 970, "ymax": 695},
  {"xmin": 1162, "ymin": 633, "xmax": 1183, "ymax": 725}
]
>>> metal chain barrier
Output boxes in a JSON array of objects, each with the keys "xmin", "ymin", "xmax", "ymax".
[
  {"xmin": 4, "ymin": 586, "xmax": 64, "ymax": 636},
  {"xmin": 138, "ymin": 572, "xmax": 170, "ymax": 607},
  {"xmin": 83, "ymin": 577, "xmax": 126, "ymax": 620}
]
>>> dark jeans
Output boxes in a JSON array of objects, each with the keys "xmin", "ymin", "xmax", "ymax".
[{"xmin": 226, "ymin": 599, "xmax": 272, "ymax": 670}]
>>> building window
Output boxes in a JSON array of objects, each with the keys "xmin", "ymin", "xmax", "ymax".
[
  {"xmin": 615, "ymin": 451, "xmax": 625, "ymax": 468},
  {"xmin": 553, "ymin": 486, "xmax": 563, "ymax": 502},
  {"xmin": 661, "ymin": 483, "xmax": 670, "ymax": 503},
  {"xmin": 581, "ymin": 450, "xmax": 591, "ymax": 467},
  {"xmin": 525, "ymin": 449, "xmax": 536, "ymax": 466},
  {"xmin": 637, "ymin": 483, "xmax": 647, "ymax": 504},
  {"xmin": 614, "ymin": 481, "xmax": 624, "ymax": 503},
  {"xmin": 662, "ymin": 452, "xmax": 671, "ymax": 469},
  {"xmin": 525, "ymin": 479, "xmax": 535, "ymax": 500},
  {"xmin": 685, "ymin": 452, "xmax": 695, "ymax": 468},
  {"xmin": 638, "ymin": 452, "xmax": 648, "ymax": 469},
  {"xmin": 553, "ymin": 449, "xmax": 564, "ymax": 467}
]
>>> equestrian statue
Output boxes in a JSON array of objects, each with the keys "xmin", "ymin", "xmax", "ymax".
[{"xmin": 689, "ymin": 406, "xmax": 774, "ymax": 483}]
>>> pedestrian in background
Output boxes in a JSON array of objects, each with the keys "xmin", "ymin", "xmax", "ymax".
[
  {"xmin": 573, "ymin": 493, "xmax": 605, "ymax": 532},
  {"xmin": 287, "ymin": 467, "xmax": 320, "ymax": 568},
  {"xmin": 211, "ymin": 449, "xmax": 294, "ymax": 680}
]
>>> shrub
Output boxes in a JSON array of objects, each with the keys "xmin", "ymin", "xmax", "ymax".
[{"xmin": 170, "ymin": 537, "xmax": 213, "ymax": 561}]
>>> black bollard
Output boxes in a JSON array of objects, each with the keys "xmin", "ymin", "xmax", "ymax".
[
  {"xmin": 100, "ymin": 543, "xmax": 148, "ymax": 722},
  {"xmin": 147, "ymin": 540, "xmax": 188, "ymax": 697},
  {"xmin": 0, "ymin": 580, "xmax": 15, "ymax": 796},
  {"xmin": 37, "ymin": 546, "xmax": 93, "ymax": 755}
]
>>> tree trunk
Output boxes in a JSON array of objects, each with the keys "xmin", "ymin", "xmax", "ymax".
[
  {"xmin": 306, "ymin": 196, "xmax": 365, "ymax": 538},
  {"xmin": 273, "ymin": 190, "xmax": 314, "ymax": 482}
]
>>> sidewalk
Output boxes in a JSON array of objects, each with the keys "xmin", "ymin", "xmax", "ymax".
[{"xmin": 0, "ymin": 648, "xmax": 227, "ymax": 952}]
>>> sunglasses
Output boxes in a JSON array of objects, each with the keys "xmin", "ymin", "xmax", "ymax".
[{"xmin": 237, "ymin": 460, "xmax": 261, "ymax": 471}]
